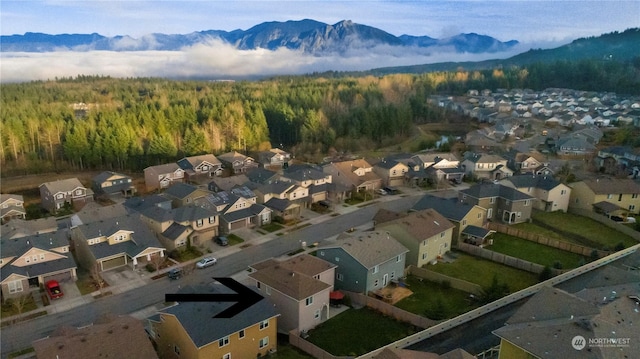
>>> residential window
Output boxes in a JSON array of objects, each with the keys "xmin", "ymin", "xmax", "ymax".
[
  {"xmin": 196, "ymin": 219, "xmax": 203, "ymax": 227},
  {"xmin": 25, "ymin": 257, "xmax": 30, "ymax": 264},
  {"xmin": 607, "ymin": 194, "xmax": 613, "ymax": 199},
  {"xmin": 223, "ymin": 354, "xmax": 231, "ymax": 359},
  {"xmin": 440, "ymin": 232, "xmax": 445, "ymax": 238},
  {"xmin": 335, "ymin": 257, "xmax": 340, "ymax": 262},
  {"xmin": 374, "ymin": 279, "xmax": 379, "ymax": 287},
  {"xmin": 39, "ymin": 254, "xmax": 45, "ymax": 260},
  {"xmin": 524, "ymin": 200, "xmax": 530, "ymax": 206},
  {"xmin": 32, "ymin": 255, "xmax": 38, "ymax": 262},
  {"xmin": 8, "ymin": 280, "xmax": 23, "ymax": 293},
  {"xmin": 174, "ymin": 345, "xmax": 180, "ymax": 355},
  {"xmin": 209, "ymin": 216, "xmax": 215, "ymax": 224},
  {"xmin": 517, "ymin": 212, "xmax": 522, "ymax": 218},
  {"xmin": 319, "ymin": 251, "xmax": 325, "ymax": 256},
  {"xmin": 373, "ymin": 265, "xmax": 379, "ymax": 274},
  {"xmin": 633, "ymin": 194, "xmax": 639, "ymax": 199},
  {"xmin": 75, "ymin": 189, "xmax": 82, "ymax": 195},
  {"xmin": 313, "ymin": 274, "xmax": 320, "ymax": 280},
  {"xmin": 462, "ymin": 219, "xmax": 467, "ymax": 226},
  {"xmin": 260, "ymin": 319, "xmax": 269, "ymax": 330},
  {"xmin": 630, "ymin": 205, "xmax": 636, "ymax": 211},
  {"xmin": 337, "ymin": 273, "xmax": 344, "ymax": 281},
  {"xmin": 390, "ymin": 271, "xmax": 395, "ymax": 279},
  {"xmin": 422, "ymin": 252, "xmax": 428, "ymax": 260},
  {"xmin": 239, "ymin": 330, "xmax": 245, "ymax": 339},
  {"xmin": 487, "ymin": 208, "xmax": 493, "ymax": 218},
  {"xmin": 477, "ymin": 213, "xmax": 482, "ymax": 219},
  {"xmin": 490, "ymin": 197, "xmax": 495, "ymax": 204},
  {"xmin": 256, "ymin": 282, "xmax": 261, "ymax": 289},
  {"xmin": 314, "ymin": 309, "xmax": 321, "ymax": 319},
  {"xmin": 57, "ymin": 194, "xmax": 64, "ymax": 199},
  {"xmin": 396, "ymin": 254, "xmax": 402, "ymax": 262},
  {"xmin": 219, "ymin": 336, "xmax": 229, "ymax": 347},
  {"xmin": 259, "ymin": 337, "xmax": 269, "ymax": 349},
  {"xmin": 561, "ymin": 189, "xmax": 567, "ymax": 195},
  {"xmin": 305, "ymin": 296, "xmax": 313, "ymax": 306}
]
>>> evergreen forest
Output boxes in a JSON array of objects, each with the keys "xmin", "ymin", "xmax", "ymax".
[{"xmin": 1, "ymin": 57, "xmax": 639, "ymax": 177}]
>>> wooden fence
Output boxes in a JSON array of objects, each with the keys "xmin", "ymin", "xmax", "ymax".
[
  {"xmin": 288, "ymin": 330, "xmax": 353, "ymax": 359},
  {"xmin": 345, "ymin": 290, "xmax": 438, "ymax": 329},
  {"xmin": 568, "ymin": 208, "xmax": 640, "ymax": 242},
  {"xmin": 407, "ymin": 265, "xmax": 483, "ymax": 295},
  {"xmin": 456, "ymin": 242, "xmax": 551, "ymax": 275}
]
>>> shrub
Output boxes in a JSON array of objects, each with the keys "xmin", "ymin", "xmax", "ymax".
[
  {"xmin": 552, "ymin": 261, "xmax": 563, "ymax": 269},
  {"xmin": 539, "ymin": 266, "xmax": 553, "ymax": 281}
]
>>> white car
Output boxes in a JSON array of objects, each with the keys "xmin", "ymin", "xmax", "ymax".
[
  {"xmin": 376, "ymin": 189, "xmax": 387, "ymax": 195},
  {"xmin": 196, "ymin": 257, "xmax": 217, "ymax": 269}
]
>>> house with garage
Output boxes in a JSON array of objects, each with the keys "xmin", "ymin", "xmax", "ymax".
[
  {"xmin": 143, "ymin": 163, "xmax": 185, "ymax": 192},
  {"xmin": 207, "ymin": 174, "xmax": 250, "ymax": 193},
  {"xmin": 140, "ymin": 204, "xmax": 219, "ymax": 251},
  {"xmin": 317, "ymin": 231, "xmax": 408, "ymax": 294},
  {"xmin": 249, "ymin": 254, "xmax": 336, "ymax": 333},
  {"xmin": 147, "ymin": 283, "xmax": 279, "ymax": 359},
  {"xmin": 0, "ymin": 230, "xmax": 77, "ymax": 300},
  {"xmin": 217, "ymin": 151, "xmax": 258, "ymax": 175},
  {"xmin": 377, "ymin": 209, "xmax": 455, "ymax": 268},
  {"xmin": 322, "ymin": 159, "xmax": 383, "ymax": 198},
  {"xmin": 281, "ymin": 164, "xmax": 333, "ymax": 204},
  {"xmin": 0, "ymin": 194, "xmax": 26, "ymax": 224},
  {"xmin": 91, "ymin": 171, "xmax": 137, "ymax": 198},
  {"xmin": 177, "ymin": 154, "xmax": 223, "ymax": 183},
  {"xmin": 161, "ymin": 182, "xmax": 211, "ymax": 208},
  {"xmin": 459, "ymin": 183, "xmax": 535, "ymax": 224},
  {"xmin": 39, "ymin": 178, "xmax": 94, "ymax": 213},
  {"xmin": 461, "ymin": 153, "xmax": 512, "ymax": 180},
  {"xmin": 194, "ymin": 190, "xmax": 271, "ymax": 234},
  {"xmin": 257, "ymin": 148, "xmax": 291, "ymax": 170},
  {"xmin": 373, "ymin": 159, "xmax": 409, "ymax": 187},
  {"xmin": 255, "ymin": 181, "xmax": 307, "ymax": 221},
  {"xmin": 71, "ymin": 214, "xmax": 165, "ymax": 272},
  {"xmin": 0, "ymin": 217, "xmax": 58, "ymax": 240},
  {"xmin": 569, "ymin": 177, "xmax": 640, "ymax": 217},
  {"xmin": 500, "ymin": 174, "xmax": 571, "ymax": 212},
  {"xmin": 246, "ymin": 167, "xmax": 280, "ymax": 185}
]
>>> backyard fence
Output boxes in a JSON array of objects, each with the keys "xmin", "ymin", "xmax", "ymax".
[
  {"xmin": 568, "ymin": 208, "xmax": 640, "ymax": 242},
  {"xmin": 345, "ymin": 290, "xmax": 438, "ymax": 329},
  {"xmin": 406, "ymin": 265, "xmax": 483, "ymax": 295},
  {"xmin": 456, "ymin": 242, "xmax": 553, "ymax": 275},
  {"xmin": 488, "ymin": 222, "xmax": 610, "ymax": 258},
  {"xmin": 288, "ymin": 330, "xmax": 353, "ymax": 359}
]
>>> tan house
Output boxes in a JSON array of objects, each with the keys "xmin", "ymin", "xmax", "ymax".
[
  {"xmin": 459, "ymin": 183, "xmax": 534, "ymax": 224},
  {"xmin": 71, "ymin": 214, "xmax": 166, "ymax": 272},
  {"xmin": 411, "ymin": 195, "xmax": 487, "ymax": 244},
  {"xmin": 39, "ymin": 178, "xmax": 94, "ymax": 213},
  {"xmin": 0, "ymin": 194, "xmax": 26, "ymax": 224},
  {"xmin": 501, "ymin": 174, "xmax": 571, "ymax": 212},
  {"xmin": 378, "ymin": 209, "xmax": 455, "ymax": 267},
  {"xmin": 92, "ymin": 171, "xmax": 137, "ymax": 198},
  {"xmin": 140, "ymin": 205, "xmax": 219, "ymax": 251},
  {"xmin": 281, "ymin": 164, "xmax": 333, "ymax": 204},
  {"xmin": 461, "ymin": 153, "xmax": 512, "ymax": 180},
  {"xmin": 249, "ymin": 254, "xmax": 336, "ymax": 333},
  {"xmin": 177, "ymin": 154, "xmax": 223, "ymax": 183},
  {"xmin": 569, "ymin": 177, "xmax": 640, "ymax": 216},
  {"xmin": 194, "ymin": 189, "xmax": 272, "ymax": 234},
  {"xmin": 217, "ymin": 151, "xmax": 258, "ymax": 174},
  {"xmin": 32, "ymin": 314, "xmax": 158, "ymax": 359},
  {"xmin": 144, "ymin": 163, "xmax": 185, "ymax": 192},
  {"xmin": 0, "ymin": 230, "xmax": 76, "ymax": 300},
  {"xmin": 373, "ymin": 160, "xmax": 409, "ymax": 187},
  {"xmin": 411, "ymin": 152, "xmax": 460, "ymax": 169},
  {"xmin": 161, "ymin": 182, "xmax": 211, "ymax": 208},
  {"xmin": 322, "ymin": 159, "xmax": 383, "ymax": 196},
  {"xmin": 148, "ymin": 284, "xmax": 279, "ymax": 359},
  {"xmin": 257, "ymin": 148, "xmax": 291, "ymax": 170}
]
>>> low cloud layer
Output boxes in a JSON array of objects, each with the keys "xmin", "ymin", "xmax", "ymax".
[{"xmin": 0, "ymin": 38, "xmax": 530, "ymax": 82}]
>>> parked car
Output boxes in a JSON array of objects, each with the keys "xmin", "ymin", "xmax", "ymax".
[
  {"xmin": 45, "ymin": 280, "xmax": 64, "ymax": 299},
  {"xmin": 383, "ymin": 186, "xmax": 398, "ymax": 194},
  {"xmin": 167, "ymin": 268, "xmax": 182, "ymax": 280},
  {"xmin": 196, "ymin": 257, "xmax": 217, "ymax": 269},
  {"xmin": 376, "ymin": 189, "xmax": 387, "ymax": 195},
  {"xmin": 214, "ymin": 236, "xmax": 229, "ymax": 246}
]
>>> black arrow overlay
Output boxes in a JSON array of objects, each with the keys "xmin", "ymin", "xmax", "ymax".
[{"xmin": 165, "ymin": 277, "xmax": 264, "ymax": 318}]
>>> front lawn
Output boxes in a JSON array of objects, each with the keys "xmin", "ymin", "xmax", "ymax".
[
  {"xmin": 306, "ymin": 307, "xmax": 418, "ymax": 356},
  {"xmin": 428, "ymin": 252, "xmax": 538, "ymax": 292},
  {"xmin": 261, "ymin": 223, "xmax": 284, "ymax": 233},
  {"xmin": 488, "ymin": 233, "xmax": 587, "ymax": 269},
  {"xmin": 395, "ymin": 276, "xmax": 480, "ymax": 320},
  {"xmin": 226, "ymin": 233, "xmax": 244, "ymax": 245},
  {"xmin": 1, "ymin": 294, "xmax": 38, "ymax": 317}
]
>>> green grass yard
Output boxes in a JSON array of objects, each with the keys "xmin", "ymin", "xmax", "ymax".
[
  {"xmin": 306, "ymin": 307, "xmax": 418, "ymax": 356},
  {"xmin": 488, "ymin": 233, "xmax": 587, "ymax": 268},
  {"xmin": 428, "ymin": 252, "xmax": 538, "ymax": 292},
  {"xmin": 395, "ymin": 276, "xmax": 480, "ymax": 319}
]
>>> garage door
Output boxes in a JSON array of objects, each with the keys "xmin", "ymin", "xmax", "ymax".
[
  {"xmin": 388, "ymin": 178, "xmax": 404, "ymax": 187},
  {"xmin": 101, "ymin": 256, "xmax": 127, "ymax": 271},
  {"xmin": 230, "ymin": 219, "xmax": 246, "ymax": 230},
  {"xmin": 43, "ymin": 271, "xmax": 73, "ymax": 283}
]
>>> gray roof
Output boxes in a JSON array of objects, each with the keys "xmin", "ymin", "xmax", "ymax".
[
  {"xmin": 283, "ymin": 165, "xmax": 327, "ymax": 182},
  {"xmin": 162, "ymin": 222, "xmax": 190, "ymax": 241},
  {"xmin": 246, "ymin": 167, "xmax": 278, "ymax": 184},
  {"xmin": 222, "ymin": 204, "xmax": 269, "ymax": 223},
  {"xmin": 258, "ymin": 181, "xmax": 295, "ymax": 195},
  {"xmin": 40, "ymin": 178, "xmax": 86, "ymax": 194},
  {"xmin": 172, "ymin": 205, "xmax": 217, "ymax": 222},
  {"xmin": 0, "ymin": 217, "xmax": 58, "ymax": 239},
  {"xmin": 91, "ymin": 171, "xmax": 134, "ymax": 195},
  {"xmin": 461, "ymin": 183, "xmax": 534, "ymax": 201},
  {"xmin": 230, "ymin": 186, "xmax": 256, "ymax": 199},
  {"xmin": 264, "ymin": 197, "xmax": 295, "ymax": 212},
  {"xmin": 461, "ymin": 225, "xmax": 493, "ymax": 239},
  {"xmin": 503, "ymin": 174, "xmax": 564, "ymax": 191},
  {"xmin": 162, "ymin": 182, "xmax": 201, "ymax": 200},
  {"xmin": 156, "ymin": 284, "xmax": 277, "ymax": 348},
  {"xmin": 177, "ymin": 154, "xmax": 221, "ymax": 171},
  {"xmin": 1, "ymin": 255, "xmax": 76, "ymax": 282},
  {"xmin": 320, "ymin": 231, "xmax": 408, "ymax": 269},
  {"xmin": 374, "ymin": 159, "xmax": 401, "ymax": 170},
  {"xmin": 412, "ymin": 195, "xmax": 479, "ymax": 221},
  {"xmin": 1, "ymin": 231, "xmax": 75, "ymax": 281},
  {"xmin": 124, "ymin": 195, "xmax": 172, "ymax": 212},
  {"xmin": 71, "ymin": 203, "xmax": 131, "ymax": 226}
]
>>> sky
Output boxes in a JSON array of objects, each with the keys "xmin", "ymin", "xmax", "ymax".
[{"xmin": 1, "ymin": 1, "xmax": 639, "ymax": 81}]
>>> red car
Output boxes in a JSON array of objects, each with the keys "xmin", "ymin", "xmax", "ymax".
[{"xmin": 45, "ymin": 280, "xmax": 64, "ymax": 299}]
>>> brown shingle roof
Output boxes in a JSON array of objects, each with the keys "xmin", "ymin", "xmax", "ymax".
[
  {"xmin": 248, "ymin": 263, "xmax": 331, "ymax": 300},
  {"xmin": 379, "ymin": 209, "xmax": 455, "ymax": 242}
]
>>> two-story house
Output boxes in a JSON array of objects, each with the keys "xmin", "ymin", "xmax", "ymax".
[
  {"xmin": 71, "ymin": 214, "xmax": 166, "ymax": 272},
  {"xmin": 255, "ymin": 182, "xmax": 307, "ymax": 220},
  {"xmin": 322, "ymin": 159, "xmax": 383, "ymax": 198},
  {"xmin": 461, "ymin": 153, "xmax": 512, "ymax": 180},
  {"xmin": 377, "ymin": 209, "xmax": 455, "ymax": 268},
  {"xmin": 249, "ymin": 254, "xmax": 336, "ymax": 333},
  {"xmin": 91, "ymin": 171, "xmax": 137, "ymax": 198},
  {"xmin": 161, "ymin": 182, "xmax": 211, "ymax": 208},
  {"xmin": 569, "ymin": 178, "xmax": 640, "ymax": 216},
  {"xmin": 281, "ymin": 164, "xmax": 333, "ymax": 204},
  {"xmin": 148, "ymin": 283, "xmax": 279, "ymax": 359},
  {"xmin": 501, "ymin": 174, "xmax": 571, "ymax": 212},
  {"xmin": 459, "ymin": 183, "xmax": 535, "ymax": 224},
  {"xmin": 143, "ymin": 163, "xmax": 185, "ymax": 192},
  {"xmin": 317, "ymin": 231, "xmax": 408, "ymax": 294},
  {"xmin": 257, "ymin": 148, "xmax": 291, "ymax": 170},
  {"xmin": 217, "ymin": 151, "xmax": 258, "ymax": 175},
  {"xmin": 0, "ymin": 230, "xmax": 77, "ymax": 300},
  {"xmin": 0, "ymin": 194, "xmax": 26, "ymax": 224},
  {"xmin": 195, "ymin": 189, "xmax": 271, "ymax": 233},
  {"xmin": 246, "ymin": 167, "xmax": 280, "ymax": 185},
  {"xmin": 177, "ymin": 154, "xmax": 223, "ymax": 183},
  {"xmin": 39, "ymin": 178, "xmax": 94, "ymax": 213},
  {"xmin": 373, "ymin": 159, "xmax": 409, "ymax": 187},
  {"xmin": 140, "ymin": 205, "xmax": 219, "ymax": 251}
]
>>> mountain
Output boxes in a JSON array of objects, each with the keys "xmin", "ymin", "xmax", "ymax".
[{"xmin": 0, "ymin": 19, "xmax": 518, "ymax": 55}]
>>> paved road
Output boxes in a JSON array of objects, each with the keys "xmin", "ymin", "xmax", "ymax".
[{"xmin": 0, "ymin": 194, "xmax": 421, "ymax": 357}]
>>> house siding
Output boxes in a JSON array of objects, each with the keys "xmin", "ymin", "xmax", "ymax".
[{"xmin": 318, "ymin": 248, "xmax": 367, "ymax": 293}]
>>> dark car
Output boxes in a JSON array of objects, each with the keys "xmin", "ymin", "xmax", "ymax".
[
  {"xmin": 214, "ymin": 236, "xmax": 229, "ymax": 246},
  {"xmin": 45, "ymin": 280, "xmax": 64, "ymax": 299},
  {"xmin": 167, "ymin": 268, "xmax": 181, "ymax": 280}
]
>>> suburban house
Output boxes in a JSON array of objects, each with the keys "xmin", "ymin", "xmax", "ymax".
[
  {"xmin": 377, "ymin": 209, "xmax": 455, "ymax": 267},
  {"xmin": 504, "ymin": 150, "xmax": 548, "ymax": 175},
  {"xmin": 461, "ymin": 153, "xmax": 512, "ymax": 180},
  {"xmin": 91, "ymin": 171, "xmax": 137, "ymax": 198},
  {"xmin": 459, "ymin": 183, "xmax": 535, "ymax": 224},
  {"xmin": 207, "ymin": 174, "xmax": 249, "ymax": 193},
  {"xmin": 322, "ymin": 159, "xmax": 383, "ymax": 197},
  {"xmin": 39, "ymin": 178, "xmax": 94, "ymax": 213},
  {"xmin": 373, "ymin": 159, "xmax": 409, "ymax": 187},
  {"xmin": 0, "ymin": 194, "xmax": 26, "ymax": 224},
  {"xmin": 555, "ymin": 135, "xmax": 597, "ymax": 155},
  {"xmin": 257, "ymin": 148, "xmax": 291, "ymax": 170},
  {"xmin": 411, "ymin": 152, "xmax": 460, "ymax": 170},
  {"xmin": 281, "ymin": 164, "xmax": 333, "ymax": 204},
  {"xmin": 143, "ymin": 163, "xmax": 185, "ymax": 192},
  {"xmin": 255, "ymin": 182, "xmax": 307, "ymax": 220},
  {"xmin": 71, "ymin": 214, "xmax": 166, "ymax": 272},
  {"xmin": 317, "ymin": 231, "xmax": 408, "ymax": 294},
  {"xmin": 411, "ymin": 195, "xmax": 487, "ymax": 244},
  {"xmin": 569, "ymin": 177, "xmax": 640, "ymax": 216},
  {"xmin": 246, "ymin": 167, "xmax": 280, "ymax": 185},
  {"xmin": 32, "ymin": 314, "xmax": 158, "ymax": 359},
  {"xmin": 194, "ymin": 190, "xmax": 272, "ymax": 234},
  {"xmin": 501, "ymin": 174, "xmax": 571, "ymax": 212},
  {"xmin": 148, "ymin": 284, "xmax": 279, "ymax": 359},
  {"xmin": 177, "ymin": 154, "xmax": 223, "ymax": 183},
  {"xmin": 161, "ymin": 182, "xmax": 211, "ymax": 208},
  {"xmin": 217, "ymin": 151, "xmax": 258, "ymax": 174},
  {"xmin": 70, "ymin": 202, "xmax": 132, "ymax": 227},
  {"xmin": 0, "ymin": 230, "xmax": 77, "ymax": 300},
  {"xmin": 0, "ymin": 217, "xmax": 57, "ymax": 240},
  {"xmin": 140, "ymin": 205, "xmax": 219, "ymax": 251},
  {"xmin": 249, "ymin": 254, "xmax": 336, "ymax": 333}
]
